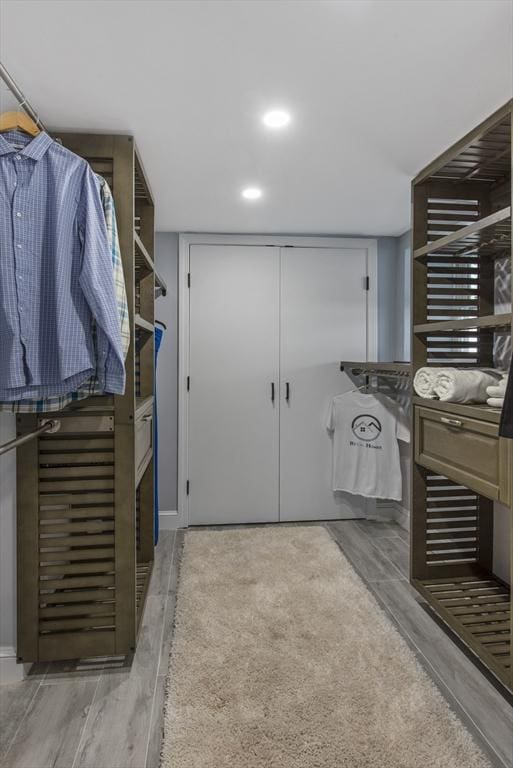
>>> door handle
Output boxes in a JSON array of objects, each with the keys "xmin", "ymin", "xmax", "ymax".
[
  {"xmin": 271, "ymin": 382, "xmax": 275, "ymax": 403},
  {"xmin": 440, "ymin": 416, "xmax": 463, "ymax": 428},
  {"xmin": 285, "ymin": 382, "xmax": 290, "ymax": 403}
]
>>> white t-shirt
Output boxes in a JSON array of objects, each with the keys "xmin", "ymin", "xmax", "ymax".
[{"xmin": 326, "ymin": 391, "xmax": 410, "ymax": 501}]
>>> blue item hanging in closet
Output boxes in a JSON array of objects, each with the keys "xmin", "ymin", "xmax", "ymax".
[{"xmin": 154, "ymin": 324, "xmax": 164, "ymax": 543}]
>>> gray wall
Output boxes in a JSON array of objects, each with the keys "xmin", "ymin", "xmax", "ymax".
[
  {"xmin": 397, "ymin": 231, "xmax": 411, "ymax": 362},
  {"xmin": 154, "ymin": 233, "xmax": 179, "ymax": 513},
  {"xmin": 376, "ymin": 234, "xmax": 410, "ymax": 364}
]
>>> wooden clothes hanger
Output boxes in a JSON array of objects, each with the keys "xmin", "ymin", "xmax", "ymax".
[{"xmin": 0, "ymin": 101, "xmax": 40, "ymax": 136}]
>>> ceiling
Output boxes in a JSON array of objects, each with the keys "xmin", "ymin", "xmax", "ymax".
[{"xmin": 0, "ymin": 0, "xmax": 512, "ymax": 236}]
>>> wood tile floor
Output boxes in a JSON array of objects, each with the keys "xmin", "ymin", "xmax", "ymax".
[{"xmin": 0, "ymin": 521, "xmax": 512, "ymax": 768}]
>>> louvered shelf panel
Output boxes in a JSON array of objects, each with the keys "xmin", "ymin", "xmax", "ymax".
[
  {"xmin": 414, "ymin": 207, "xmax": 510, "ymax": 260},
  {"xmin": 414, "ymin": 313, "xmax": 512, "ymax": 335},
  {"xmin": 134, "ymin": 151, "xmax": 154, "ymax": 205},
  {"xmin": 414, "ymin": 576, "xmax": 511, "ymax": 687},
  {"xmin": 415, "ymin": 102, "xmax": 511, "ymax": 185},
  {"xmin": 34, "ymin": 423, "xmax": 117, "ymax": 661},
  {"xmin": 136, "ymin": 561, "xmax": 153, "ymax": 629}
]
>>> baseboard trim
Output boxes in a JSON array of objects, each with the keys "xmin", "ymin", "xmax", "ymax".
[
  {"xmin": 0, "ymin": 647, "xmax": 26, "ymax": 684},
  {"xmin": 159, "ymin": 510, "xmax": 186, "ymax": 530}
]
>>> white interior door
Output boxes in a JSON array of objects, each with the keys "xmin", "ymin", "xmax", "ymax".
[
  {"xmin": 188, "ymin": 245, "xmax": 280, "ymax": 525},
  {"xmin": 280, "ymin": 246, "xmax": 369, "ymax": 521}
]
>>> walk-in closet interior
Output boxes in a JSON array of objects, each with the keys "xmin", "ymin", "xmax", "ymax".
[{"xmin": 0, "ymin": 2, "xmax": 512, "ymax": 768}]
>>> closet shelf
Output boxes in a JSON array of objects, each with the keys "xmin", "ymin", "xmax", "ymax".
[
  {"xmin": 134, "ymin": 231, "xmax": 155, "ymax": 277},
  {"xmin": 134, "ymin": 152, "xmax": 154, "ymax": 206},
  {"xmin": 411, "ymin": 396, "xmax": 503, "ymax": 425},
  {"xmin": 154, "ymin": 270, "xmax": 167, "ymax": 298},
  {"xmin": 135, "ymin": 395, "xmax": 154, "ymax": 419},
  {"xmin": 413, "ymin": 575, "xmax": 511, "ymax": 688},
  {"xmin": 135, "ymin": 314, "xmax": 154, "ymax": 334},
  {"xmin": 134, "ymin": 231, "xmax": 166, "ymax": 298},
  {"xmin": 414, "ymin": 313, "xmax": 512, "ymax": 335},
  {"xmin": 413, "ymin": 207, "xmax": 511, "ymax": 260}
]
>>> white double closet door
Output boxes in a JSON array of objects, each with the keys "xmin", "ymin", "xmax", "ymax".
[{"xmin": 187, "ymin": 242, "xmax": 371, "ymax": 525}]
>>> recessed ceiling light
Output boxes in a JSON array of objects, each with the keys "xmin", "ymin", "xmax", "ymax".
[
  {"xmin": 241, "ymin": 187, "xmax": 263, "ymax": 200},
  {"xmin": 262, "ymin": 109, "xmax": 291, "ymax": 129}
]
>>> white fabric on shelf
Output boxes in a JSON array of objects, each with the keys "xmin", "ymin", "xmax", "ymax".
[
  {"xmin": 413, "ymin": 367, "xmax": 444, "ymax": 399},
  {"xmin": 433, "ymin": 368, "xmax": 502, "ymax": 404},
  {"xmin": 487, "ymin": 397, "xmax": 505, "ymax": 408}
]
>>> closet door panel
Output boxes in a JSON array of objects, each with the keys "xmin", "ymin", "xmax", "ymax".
[
  {"xmin": 188, "ymin": 245, "xmax": 280, "ymax": 525},
  {"xmin": 280, "ymin": 247, "xmax": 368, "ymax": 521}
]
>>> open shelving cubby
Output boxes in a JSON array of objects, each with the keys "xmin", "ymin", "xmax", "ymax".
[{"xmin": 411, "ymin": 101, "xmax": 513, "ymax": 691}]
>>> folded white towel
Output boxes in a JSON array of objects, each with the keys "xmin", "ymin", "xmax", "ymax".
[
  {"xmin": 434, "ymin": 368, "xmax": 502, "ymax": 404},
  {"xmin": 487, "ymin": 397, "xmax": 505, "ymax": 408},
  {"xmin": 413, "ymin": 367, "xmax": 445, "ymax": 399}
]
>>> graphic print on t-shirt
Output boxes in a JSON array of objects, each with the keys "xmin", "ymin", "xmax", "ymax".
[{"xmin": 351, "ymin": 414, "xmax": 382, "ymax": 442}]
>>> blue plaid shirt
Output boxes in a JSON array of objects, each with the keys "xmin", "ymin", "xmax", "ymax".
[{"xmin": 0, "ymin": 130, "xmax": 125, "ymax": 399}]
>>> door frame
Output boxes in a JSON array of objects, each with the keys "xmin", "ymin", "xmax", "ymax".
[{"xmin": 178, "ymin": 233, "xmax": 378, "ymax": 528}]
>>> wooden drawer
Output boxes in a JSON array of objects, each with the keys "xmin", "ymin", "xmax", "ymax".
[
  {"xmin": 135, "ymin": 404, "xmax": 153, "ymax": 486},
  {"xmin": 414, "ymin": 406, "xmax": 509, "ymax": 501}
]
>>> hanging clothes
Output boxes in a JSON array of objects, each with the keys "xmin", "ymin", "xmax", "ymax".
[
  {"xmin": 326, "ymin": 391, "xmax": 410, "ymax": 501},
  {"xmin": 0, "ymin": 130, "xmax": 125, "ymax": 401},
  {"xmin": 154, "ymin": 323, "xmax": 164, "ymax": 544},
  {"xmin": 0, "ymin": 177, "xmax": 129, "ymax": 412}
]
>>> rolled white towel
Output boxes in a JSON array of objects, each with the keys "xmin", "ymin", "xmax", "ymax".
[
  {"xmin": 487, "ymin": 373, "xmax": 508, "ymax": 397},
  {"xmin": 413, "ymin": 367, "xmax": 443, "ymax": 399},
  {"xmin": 434, "ymin": 368, "xmax": 503, "ymax": 404},
  {"xmin": 487, "ymin": 397, "xmax": 505, "ymax": 408}
]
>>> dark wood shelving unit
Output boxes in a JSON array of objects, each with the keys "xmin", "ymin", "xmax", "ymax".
[
  {"xmin": 16, "ymin": 134, "xmax": 160, "ymax": 662},
  {"xmin": 411, "ymin": 101, "xmax": 512, "ymax": 691}
]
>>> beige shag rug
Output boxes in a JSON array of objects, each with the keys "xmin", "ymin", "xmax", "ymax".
[{"xmin": 162, "ymin": 526, "xmax": 490, "ymax": 768}]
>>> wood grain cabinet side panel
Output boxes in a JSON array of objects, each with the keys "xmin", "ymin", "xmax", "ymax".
[{"xmin": 499, "ymin": 438, "xmax": 513, "ymax": 507}]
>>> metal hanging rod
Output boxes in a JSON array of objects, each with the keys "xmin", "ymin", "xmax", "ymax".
[
  {"xmin": 0, "ymin": 61, "xmax": 47, "ymax": 132},
  {"xmin": 340, "ymin": 362, "xmax": 411, "ymax": 379},
  {"xmin": 0, "ymin": 420, "xmax": 60, "ymax": 457}
]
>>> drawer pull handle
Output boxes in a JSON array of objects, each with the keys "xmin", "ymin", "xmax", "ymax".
[{"xmin": 440, "ymin": 416, "xmax": 463, "ymax": 428}]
